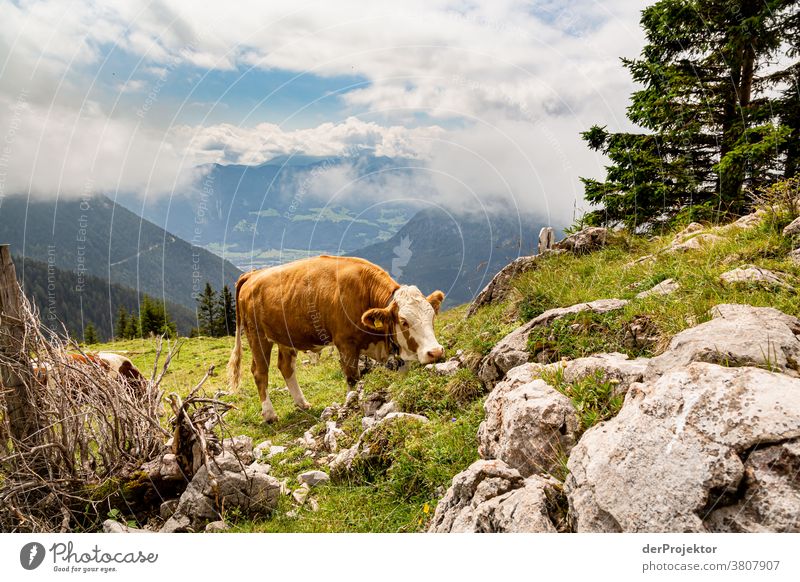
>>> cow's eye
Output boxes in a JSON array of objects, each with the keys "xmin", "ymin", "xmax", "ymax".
[{"xmin": 399, "ymin": 318, "xmax": 409, "ymax": 329}]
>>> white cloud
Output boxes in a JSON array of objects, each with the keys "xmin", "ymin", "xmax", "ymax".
[{"xmin": 0, "ymin": 0, "xmax": 647, "ymax": 225}]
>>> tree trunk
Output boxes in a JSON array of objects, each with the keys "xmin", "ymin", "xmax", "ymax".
[{"xmin": 0, "ymin": 246, "xmax": 39, "ymax": 446}]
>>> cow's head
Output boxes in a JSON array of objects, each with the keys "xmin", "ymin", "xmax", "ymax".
[{"xmin": 362, "ymin": 285, "xmax": 445, "ymax": 364}]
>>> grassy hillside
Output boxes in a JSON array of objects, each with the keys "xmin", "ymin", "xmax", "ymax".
[{"xmin": 85, "ymin": 210, "xmax": 799, "ymax": 532}]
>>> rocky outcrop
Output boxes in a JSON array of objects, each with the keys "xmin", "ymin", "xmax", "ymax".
[
  {"xmin": 478, "ymin": 299, "xmax": 628, "ymax": 386},
  {"xmin": 478, "ymin": 376, "xmax": 578, "ymax": 477},
  {"xmin": 553, "ymin": 227, "xmax": 608, "ymax": 254},
  {"xmin": 646, "ymin": 304, "xmax": 800, "ymax": 378},
  {"xmin": 467, "ymin": 256, "xmax": 538, "ymax": 317},
  {"xmin": 664, "ymin": 232, "xmax": 723, "ymax": 253},
  {"xmin": 160, "ymin": 448, "xmax": 280, "ymax": 533},
  {"xmin": 719, "ymin": 265, "xmax": 793, "ymax": 290},
  {"xmin": 428, "ymin": 459, "xmax": 561, "ymax": 533},
  {"xmin": 562, "ymin": 352, "xmax": 648, "ymax": 396},
  {"xmin": 705, "ymin": 441, "xmax": 800, "ymax": 532},
  {"xmin": 565, "ymin": 363, "xmax": 800, "ymax": 532}
]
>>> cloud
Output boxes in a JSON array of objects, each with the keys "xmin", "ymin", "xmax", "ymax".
[{"xmin": 0, "ymin": 0, "xmax": 647, "ymax": 226}]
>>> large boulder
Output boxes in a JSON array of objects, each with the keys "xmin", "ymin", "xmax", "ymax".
[
  {"xmin": 566, "ymin": 363, "xmax": 800, "ymax": 532},
  {"xmin": 705, "ymin": 441, "xmax": 800, "ymax": 532},
  {"xmin": 428, "ymin": 459, "xmax": 560, "ymax": 533},
  {"xmin": 478, "ymin": 299, "xmax": 628, "ymax": 386},
  {"xmin": 554, "ymin": 227, "xmax": 608, "ymax": 254},
  {"xmin": 467, "ymin": 256, "xmax": 538, "ymax": 317},
  {"xmin": 646, "ymin": 304, "xmax": 800, "ymax": 378},
  {"xmin": 160, "ymin": 452, "xmax": 280, "ymax": 532},
  {"xmin": 478, "ymin": 376, "xmax": 579, "ymax": 477}
]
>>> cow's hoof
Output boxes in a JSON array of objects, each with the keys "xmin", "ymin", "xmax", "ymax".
[
  {"xmin": 262, "ymin": 413, "xmax": 279, "ymax": 423},
  {"xmin": 297, "ymin": 401, "xmax": 313, "ymax": 411}
]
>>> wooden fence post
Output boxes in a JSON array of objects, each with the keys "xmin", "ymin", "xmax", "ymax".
[{"xmin": 0, "ymin": 245, "xmax": 37, "ymax": 445}]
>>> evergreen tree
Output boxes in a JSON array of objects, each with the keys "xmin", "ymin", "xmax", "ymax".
[
  {"xmin": 582, "ymin": 0, "xmax": 800, "ymax": 229},
  {"xmin": 196, "ymin": 283, "xmax": 218, "ymax": 336},
  {"xmin": 219, "ymin": 285, "xmax": 236, "ymax": 336},
  {"xmin": 83, "ymin": 322, "xmax": 99, "ymax": 344},
  {"xmin": 139, "ymin": 295, "xmax": 177, "ymax": 338},
  {"xmin": 125, "ymin": 312, "xmax": 141, "ymax": 339},
  {"xmin": 115, "ymin": 306, "xmax": 129, "ymax": 340}
]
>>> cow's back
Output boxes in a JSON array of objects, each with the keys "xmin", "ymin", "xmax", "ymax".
[{"xmin": 237, "ymin": 256, "xmax": 397, "ymax": 350}]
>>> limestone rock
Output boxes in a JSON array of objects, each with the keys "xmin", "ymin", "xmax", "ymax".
[
  {"xmin": 565, "ymin": 363, "xmax": 800, "ymax": 532},
  {"xmin": 783, "ymin": 216, "xmax": 800, "ymax": 237},
  {"xmin": 426, "ymin": 358, "xmax": 461, "ymax": 376},
  {"xmin": 478, "ymin": 299, "xmax": 628, "ymax": 386},
  {"xmin": 719, "ymin": 265, "xmax": 793, "ymax": 290},
  {"xmin": 664, "ymin": 233, "xmax": 722, "ymax": 253},
  {"xmin": 554, "ymin": 227, "xmax": 607, "ymax": 254},
  {"xmin": 222, "ymin": 435, "xmax": 255, "ymax": 465},
  {"xmin": 563, "ymin": 352, "xmax": 648, "ymax": 396},
  {"xmin": 635, "ymin": 278, "xmax": 680, "ymax": 299},
  {"xmin": 160, "ymin": 456, "xmax": 280, "ymax": 532},
  {"xmin": 646, "ymin": 303, "xmax": 800, "ymax": 378},
  {"xmin": 478, "ymin": 378, "xmax": 578, "ymax": 477},
  {"xmin": 298, "ymin": 470, "xmax": 330, "ymax": 487},
  {"xmin": 538, "ymin": 226, "xmax": 555, "ymax": 254},
  {"xmin": 322, "ymin": 421, "xmax": 345, "ymax": 452},
  {"xmin": 374, "ymin": 400, "xmax": 399, "ymax": 421},
  {"xmin": 467, "ymin": 256, "xmax": 538, "ymax": 317},
  {"xmin": 103, "ymin": 520, "xmax": 146, "ymax": 533},
  {"xmin": 789, "ymin": 248, "xmax": 800, "ymax": 266},
  {"xmin": 428, "ymin": 459, "xmax": 559, "ymax": 533},
  {"xmin": 253, "ymin": 440, "xmax": 272, "ymax": 460},
  {"xmin": 159, "ymin": 498, "xmax": 179, "ymax": 520},
  {"xmin": 705, "ymin": 441, "xmax": 800, "ymax": 532},
  {"xmin": 205, "ymin": 520, "xmax": 229, "ymax": 533}
]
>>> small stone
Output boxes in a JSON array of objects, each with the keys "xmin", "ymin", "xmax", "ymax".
[
  {"xmin": 267, "ymin": 445, "xmax": 286, "ymax": 458},
  {"xmin": 205, "ymin": 520, "xmax": 229, "ymax": 532},
  {"xmin": 719, "ymin": 265, "xmax": 793, "ymax": 290},
  {"xmin": 425, "ymin": 358, "xmax": 461, "ymax": 376},
  {"xmin": 374, "ymin": 400, "xmax": 399, "ymax": 420},
  {"xmin": 103, "ymin": 520, "xmax": 145, "ymax": 533},
  {"xmin": 298, "ymin": 470, "xmax": 330, "ymax": 487},
  {"xmin": 159, "ymin": 498, "xmax": 179, "ymax": 519},
  {"xmin": 308, "ymin": 498, "xmax": 320, "ymax": 512},
  {"xmin": 253, "ymin": 440, "xmax": 272, "ymax": 459},
  {"xmin": 783, "ymin": 216, "xmax": 800, "ymax": 237},
  {"xmin": 635, "ymin": 278, "xmax": 680, "ymax": 299},
  {"xmin": 292, "ymin": 484, "xmax": 311, "ymax": 505}
]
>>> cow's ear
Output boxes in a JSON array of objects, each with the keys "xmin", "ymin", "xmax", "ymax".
[
  {"xmin": 427, "ymin": 290, "xmax": 445, "ymax": 314},
  {"xmin": 362, "ymin": 307, "xmax": 395, "ymax": 330}
]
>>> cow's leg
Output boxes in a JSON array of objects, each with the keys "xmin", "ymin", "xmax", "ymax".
[
  {"xmin": 277, "ymin": 345, "xmax": 311, "ymax": 410},
  {"xmin": 250, "ymin": 336, "xmax": 277, "ymax": 422},
  {"xmin": 338, "ymin": 345, "xmax": 361, "ymax": 387}
]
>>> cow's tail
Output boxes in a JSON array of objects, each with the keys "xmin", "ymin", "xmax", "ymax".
[{"xmin": 227, "ymin": 272, "xmax": 252, "ymax": 392}]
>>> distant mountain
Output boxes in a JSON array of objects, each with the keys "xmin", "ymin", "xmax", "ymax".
[
  {"xmin": 0, "ymin": 195, "xmax": 241, "ymax": 312},
  {"xmin": 352, "ymin": 208, "xmax": 555, "ymax": 308},
  {"xmin": 115, "ymin": 155, "xmax": 425, "ymax": 270},
  {"xmin": 14, "ymin": 255, "xmax": 197, "ymax": 341}
]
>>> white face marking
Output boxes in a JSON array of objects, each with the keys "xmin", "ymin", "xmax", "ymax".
[{"xmin": 393, "ymin": 285, "xmax": 444, "ymax": 364}]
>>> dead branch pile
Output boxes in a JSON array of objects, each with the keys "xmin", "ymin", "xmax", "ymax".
[{"xmin": 0, "ymin": 295, "xmax": 175, "ymax": 532}]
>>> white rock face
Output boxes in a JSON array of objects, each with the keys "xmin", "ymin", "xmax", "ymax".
[
  {"xmin": 428, "ymin": 459, "xmax": 559, "ymax": 533},
  {"xmin": 565, "ymin": 363, "xmax": 800, "ymax": 532},
  {"xmin": 719, "ymin": 265, "xmax": 793, "ymax": 290},
  {"xmin": 705, "ymin": 441, "xmax": 800, "ymax": 532},
  {"xmin": 664, "ymin": 233, "xmax": 722, "ymax": 253},
  {"xmin": 646, "ymin": 304, "xmax": 800, "ymax": 378},
  {"xmin": 478, "ymin": 376, "xmax": 579, "ymax": 477},
  {"xmin": 635, "ymin": 278, "xmax": 680, "ymax": 299},
  {"xmin": 563, "ymin": 352, "xmax": 648, "ymax": 396},
  {"xmin": 478, "ymin": 299, "xmax": 628, "ymax": 386}
]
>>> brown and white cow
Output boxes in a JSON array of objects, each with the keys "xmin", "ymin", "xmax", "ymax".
[
  {"xmin": 68, "ymin": 352, "xmax": 147, "ymax": 389},
  {"xmin": 227, "ymin": 255, "xmax": 445, "ymax": 422}
]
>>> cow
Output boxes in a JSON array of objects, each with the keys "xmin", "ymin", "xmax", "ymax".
[
  {"xmin": 67, "ymin": 352, "xmax": 147, "ymax": 390},
  {"xmin": 227, "ymin": 255, "xmax": 445, "ymax": 422}
]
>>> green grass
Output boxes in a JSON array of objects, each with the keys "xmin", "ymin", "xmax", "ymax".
[{"xmin": 80, "ymin": 212, "xmax": 800, "ymax": 532}]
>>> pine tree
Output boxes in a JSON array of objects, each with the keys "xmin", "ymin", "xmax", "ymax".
[
  {"xmin": 582, "ymin": 0, "xmax": 800, "ymax": 229},
  {"xmin": 196, "ymin": 283, "xmax": 218, "ymax": 336},
  {"xmin": 219, "ymin": 285, "xmax": 236, "ymax": 336},
  {"xmin": 115, "ymin": 306, "xmax": 129, "ymax": 340},
  {"xmin": 139, "ymin": 295, "xmax": 177, "ymax": 338},
  {"xmin": 83, "ymin": 322, "xmax": 99, "ymax": 344}
]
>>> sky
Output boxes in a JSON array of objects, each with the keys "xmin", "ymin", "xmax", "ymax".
[{"xmin": 0, "ymin": 0, "xmax": 646, "ymax": 227}]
